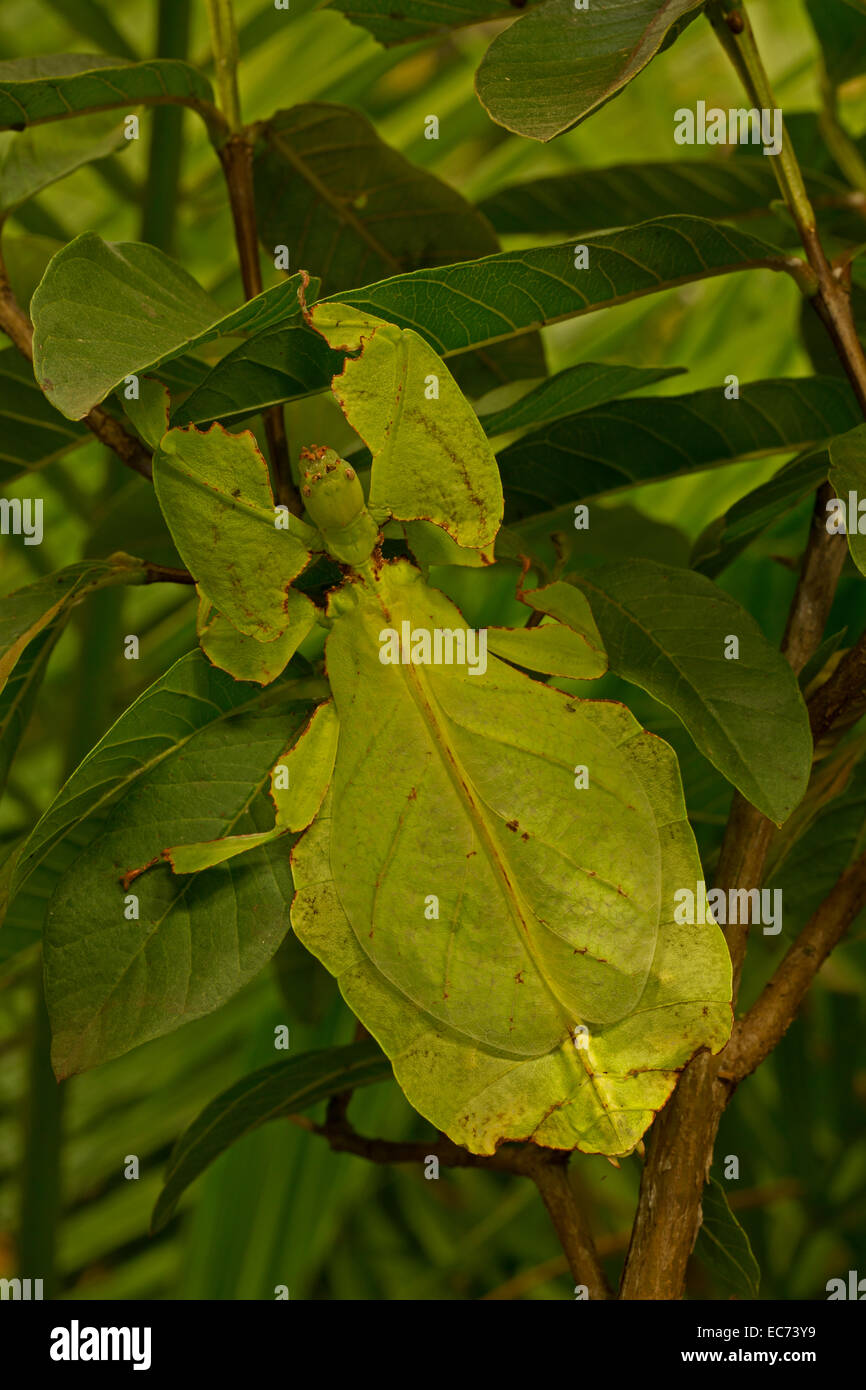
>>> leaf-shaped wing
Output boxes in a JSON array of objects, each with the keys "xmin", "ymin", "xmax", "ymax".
[
  {"xmin": 309, "ymin": 303, "xmax": 503, "ymax": 557},
  {"xmin": 291, "ymin": 561, "xmax": 731, "ymax": 1154}
]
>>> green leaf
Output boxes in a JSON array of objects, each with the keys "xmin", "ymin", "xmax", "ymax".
[
  {"xmin": 0, "ymin": 555, "xmax": 146, "ymax": 696},
  {"xmin": 310, "ymin": 303, "xmax": 504, "ymax": 556},
  {"xmin": 197, "ymin": 592, "xmax": 318, "ymax": 686},
  {"xmin": 122, "ymin": 377, "xmax": 170, "ymax": 450},
  {"xmin": 326, "ymin": 0, "xmax": 538, "ymax": 45},
  {"xmin": 828, "ymin": 423, "xmax": 866, "ymax": 575},
  {"xmin": 86, "ymin": 475, "xmax": 182, "ymax": 569},
  {"xmin": 30, "ymin": 238, "xmax": 314, "ymax": 419},
  {"xmin": 172, "ymin": 219, "xmax": 790, "ymax": 429},
  {"xmin": 766, "ymin": 744, "xmax": 866, "ymax": 933},
  {"xmin": 695, "ymin": 1178, "xmax": 761, "ymax": 1298},
  {"xmin": 496, "ymin": 377, "xmax": 858, "ymax": 520},
  {"xmin": 521, "ymin": 579, "xmax": 607, "ymax": 656},
  {"xmin": 150, "ymin": 1040, "xmax": 392, "ymax": 1233},
  {"xmin": 253, "ymin": 103, "xmax": 502, "ymax": 298},
  {"xmin": 807, "ymin": 0, "xmax": 866, "ymax": 88},
  {"xmin": 40, "ymin": 0, "xmax": 140, "ymax": 61},
  {"xmin": 0, "ymin": 54, "xmax": 215, "ymax": 131},
  {"xmin": 291, "ymin": 560, "xmax": 731, "ymax": 1155},
  {"xmin": 271, "ymin": 929, "xmax": 336, "ymax": 1025},
  {"xmin": 573, "ymin": 561, "xmax": 812, "ymax": 824},
  {"xmin": 330, "ymin": 217, "xmax": 792, "ymax": 358},
  {"xmin": 0, "ymin": 621, "xmax": 63, "ymax": 795},
  {"xmin": 26, "ymin": 652, "xmax": 326, "ymax": 1076},
  {"xmin": 475, "ymin": 0, "xmax": 705, "ymax": 143},
  {"xmin": 481, "ymin": 361, "xmax": 685, "ymax": 437},
  {"xmin": 516, "ymin": 501, "xmax": 691, "ymax": 575},
  {"xmin": 153, "ymin": 424, "xmax": 316, "ymax": 640},
  {"xmin": 478, "ymin": 159, "xmax": 849, "ymax": 236},
  {"xmin": 170, "ymin": 318, "xmax": 344, "ymax": 429},
  {"xmin": 0, "ymin": 347, "xmax": 88, "ymax": 482},
  {"xmin": 0, "ymin": 112, "xmax": 127, "ymax": 220},
  {"xmin": 0, "ymin": 837, "xmax": 29, "ymax": 965},
  {"xmin": 165, "ymin": 698, "xmax": 339, "ymax": 872},
  {"xmin": 486, "ymin": 619, "xmax": 606, "ymax": 680},
  {"xmin": 11, "ymin": 647, "xmax": 325, "ymax": 902},
  {"xmin": 693, "ymin": 449, "xmax": 830, "ymax": 578}
]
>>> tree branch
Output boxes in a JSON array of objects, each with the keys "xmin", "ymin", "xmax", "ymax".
[
  {"xmin": 780, "ymin": 483, "xmax": 850, "ymax": 675},
  {"xmin": 485, "ymin": 1179, "xmax": 802, "ymax": 1300},
  {"xmin": 808, "ymin": 627, "xmax": 866, "ymax": 741},
  {"xmin": 306, "ymin": 1109, "xmax": 611, "ymax": 1299}
]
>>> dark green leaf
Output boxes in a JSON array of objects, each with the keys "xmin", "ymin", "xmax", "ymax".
[
  {"xmin": 151, "ymin": 1040, "xmax": 392, "ymax": 1232},
  {"xmin": 0, "ymin": 54, "xmax": 215, "ymax": 131},
  {"xmin": 0, "ymin": 556, "xmax": 146, "ymax": 696},
  {"xmin": 481, "ymin": 361, "xmax": 684, "ymax": 436},
  {"xmin": 0, "ymin": 347, "xmax": 88, "ymax": 482},
  {"xmin": 479, "ymin": 159, "xmax": 848, "ymax": 236},
  {"xmin": 695, "ymin": 1178, "xmax": 761, "ymax": 1298},
  {"xmin": 767, "ymin": 750, "xmax": 866, "ymax": 934},
  {"xmin": 693, "ymin": 449, "xmax": 829, "ymax": 578},
  {"xmin": 573, "ymin": 560, "xmax": 812, "ymax": 824},
  {"xmin": 807, "ymin": 0, "xmax": 866, "ymax": 87},
  {"xmin": 496, "ymin": 378, "xmax": 856, "ymax": 520},
  {"xmin": 0, "ymin": 112, "xmax": 127, "ymax": 219},
  {"xmin": 475, "ymin": 0, "xmax": 705, "ymax": 142},
  {"xmin": 171, "ymin": 319, "xmax": 343, "ymax": 428},
  {"xmin": 326, "ymin": 0, "xmax": 539, "ymax": 45},
  {"xmin": 253, "ymin": 103, "xmax": 501, "ymax": 297},
  {"xmin": 20, "ymin": 652, "xmax": 327, "ymax": 1075},
  {"xmin": 330, "ymin": 217, "xmax": 792, "ymax": 357},
  {"xmin": 173, "ymin": 219, "xmax": 791, "ymax": 427},
  {"xmin": 0, "ymin": 621, "xmax": 63, "ymax": 795},
  {"xmin": 40, "ymin": 0, "xmax": 140, "ymax": 61},
  {"xmin": 829, "ymin": 423, "xmax": 866, "ymax": 574}
]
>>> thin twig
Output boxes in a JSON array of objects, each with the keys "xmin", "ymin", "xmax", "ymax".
[
  {"xmin": 142, "ymin": 563, "xmax": 196, "ymax": 585},
  {"xmin": 206, "ymin": 0, "xmax": 301, "ymax": 516}
]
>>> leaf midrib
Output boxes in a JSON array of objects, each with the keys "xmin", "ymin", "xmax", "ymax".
[{"xmin": 364, "ymin": 574, "xmax": 581, "ymax": 1045}]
